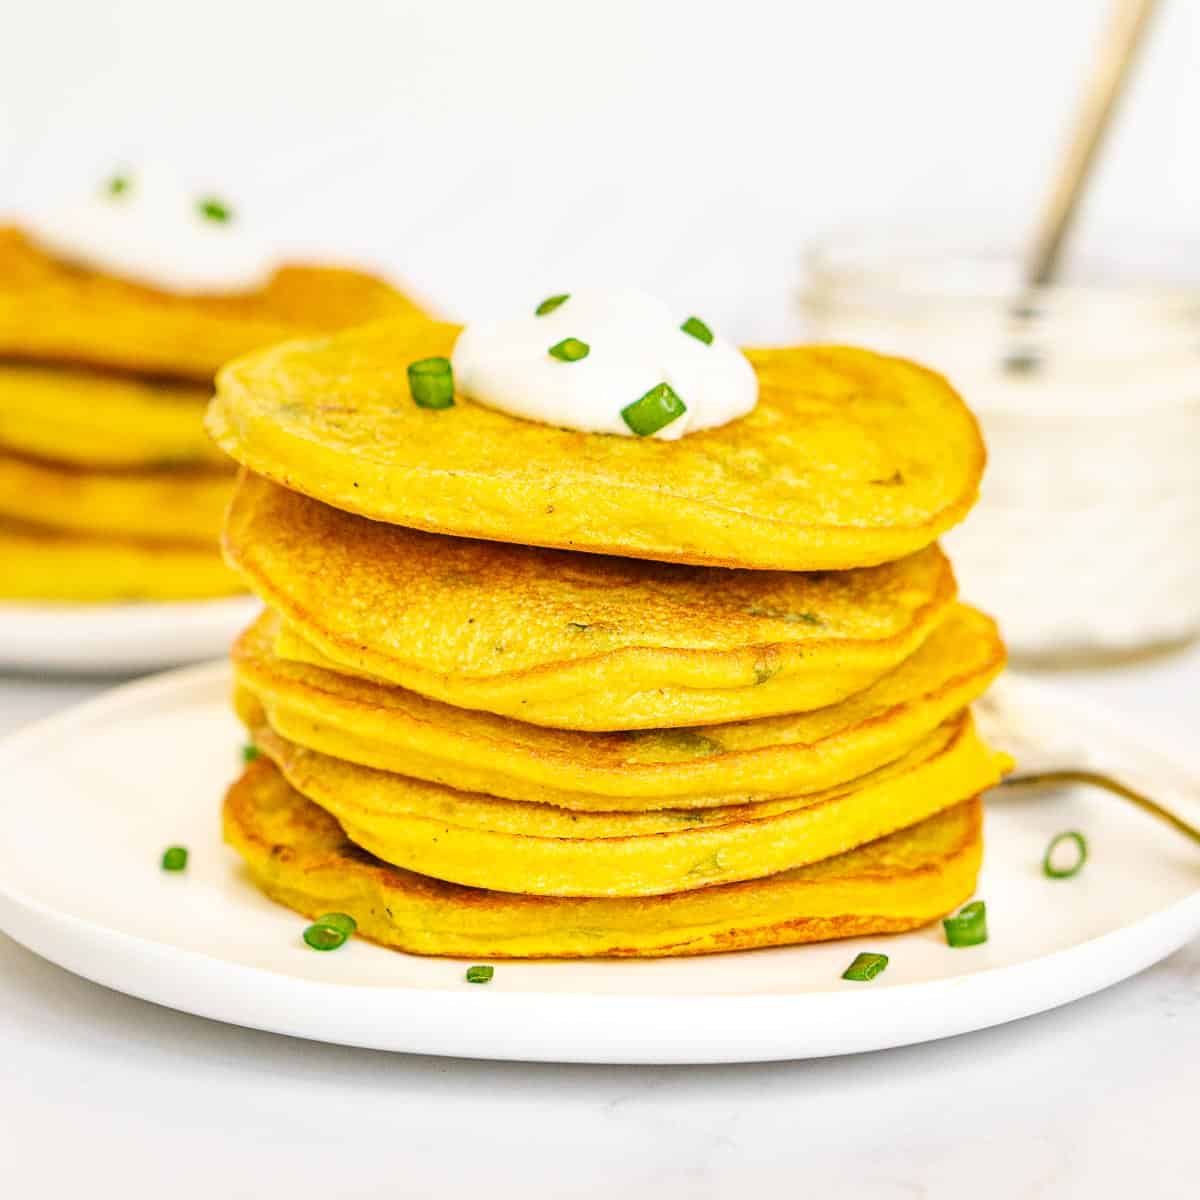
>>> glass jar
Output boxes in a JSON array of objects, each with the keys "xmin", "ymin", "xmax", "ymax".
[{"xmin": 801, "ymin": 233, "xmax": 1200, "ymax": 665}]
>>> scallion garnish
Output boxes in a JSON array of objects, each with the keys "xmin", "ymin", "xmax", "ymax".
[
  {"xmin": 197, "ymin": 197, "xmax": 232, "ymax": 223},
  {"xmin": 407, "ymin": 357, "xmax": 455, "ymax": 409},
  {"xmin": 106, "ymin": 174, "xmax": 130, "ymax": 198},
  {"xmin": 465, "ymin": 964, "xmax": 494, "ymax": 984},
  {"xmin": 621, "ymin": 382, "xmax": 686, "ymax": 437},
  {"xmin": 535, "ymin": 293, "xmax": 569, "ymax": 316},
  {"xmin": 548, "ymin": 337, "xmax": 589, "ymax": 362},
  {"xmin": 943, "ymin": 900, "xmax": 988, "ymax": 947},
  {"xmin": 242, "ymin": 742, "xmax": 259, "ymax": 763},
  {"xmin": 680, "ymin": 316, "xmax": 714, "ymax": 345},
  {"xmin": 161, "ymin": 846, "xmax": 188, "ymax": 872},
  {"xmin": 302, "ymin": 913, "xmax": 356, "ymax": 952},
  {"xmin": 1043, "ymin": 831, "xmax": 1088, "ymax": 879},
  {"xmin": 842, "ymin": 952, "xmax": 889, "ymax": 982}
]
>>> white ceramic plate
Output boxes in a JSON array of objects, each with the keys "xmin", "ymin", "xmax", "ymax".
[
  {"xmin": 0, "ymin": 596, "xmax": 259, "ymax": 674},
  {"xmin": 0, "ymin": 665, "xmax": 1196, "ymax": 1065}
]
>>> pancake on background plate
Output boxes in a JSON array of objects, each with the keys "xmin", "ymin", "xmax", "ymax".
[
  {"xmin": 0, "ymin": 177, "xmax": 428, "ymax": 604},
  {"xmin": 226, "ymin": 756, "xmax": 985, "ymax": 959},
  {"xmin": 208, "ymin": 320, "xmax": 985, "ymax": 571}
]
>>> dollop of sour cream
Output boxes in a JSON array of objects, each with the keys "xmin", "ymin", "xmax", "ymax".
[
  {"xmin": 450, "ymin": 289, "xmax": 758, "ymax": 438},
  {"xmin": 24, "ymin": 164, "xmax": 275, "ymax": 294}
]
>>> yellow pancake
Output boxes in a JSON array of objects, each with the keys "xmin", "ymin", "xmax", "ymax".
[
  {"xmin": 253, "ymin": 713, "xmax": 1007, "ymax": 897},
  {"xmin": 0, "ymin": 363, "xmax": 223, "ymax": 469},
  {"xmin": 208, "ymin": 319, "xmax": 985, "ymax": 570},
  {"xmin": 0, "ymin": 450, "xmax": 233, "ymax": 541},
  {"xmin": 0, "ymin": 225, "xmax": 428, "ymax": 381},
  {"xmin": 227, "ymin": 472, "xmax": 956, "ymax": 730},
  {"xmin": 225, "ymin": 757, "xmax": 984, "ymax": 958},
  {"xmin": 234, "ymin": 604, "xmax": 1005, "ymax": 810},
  {"xmin": 0, "ymin": 517, "xmax": 242, "ymax": 601}
]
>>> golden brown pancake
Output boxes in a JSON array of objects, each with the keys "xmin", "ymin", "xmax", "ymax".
[
  {"xmin": 0, "ymin": 225, "xmax": 428, "ymax": 381},
  {"xmin": 0, "ymin": 363, "xmax": 223, "ymax": 469},
  {"xmin": 226, "ymin": 471, "xmax": 957, "ymax": 730},
  {"xmin": 234, "ymin": 604, "xmax": 1006, "ymax": 810},
  {"xmin": 208, "ymin": 320, "xmax": 985, "ymax": 571},
  {"xmin": 0, "ymin": 517, "xmax": 242, "ymax": 601},
  {"xmin": 252, "ymin": 713, "xmax": 1008, "ymax": 897},
  {"xmin": 0, "ymin": 450, "xmax": 232, "ymax": 541},
  {"xmin": 225, "ymin": 756, "xmax": 984, "ymax": 958}
]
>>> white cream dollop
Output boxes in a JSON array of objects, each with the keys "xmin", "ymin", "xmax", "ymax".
[
  {"xmin": 450, "ymin": 289, "xmax": 758, "ymax": 438},
  {"xmin": 24, "ymin": 164, "xmax": 275, "ymax": 294}
]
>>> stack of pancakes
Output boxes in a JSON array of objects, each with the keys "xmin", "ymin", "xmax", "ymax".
[
  {"xmin": 211, "ymin": 318, "xmax": 1011, "ymax": 958},
  {"xmin": 0, "ymin": 227, "xmax": 422, "ymax": 602}
]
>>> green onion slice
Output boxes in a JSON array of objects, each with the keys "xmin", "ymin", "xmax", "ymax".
[
  {"xmin": 842, "ymin": 952, "xmax": 889, "ymax": 982},
  {"xmin": 407, "ymin": 356, "xmax": 455, "ymax": 409},
  {"xmin": 242, "ymin": 742, "xmax": 259, "ymax": 763},
  {"xmin": 1043, "ymin": 831, "xmax": 1088, "ymax": 879},
  {"xmin": 465, "ymin": 964, "xmax": 495, "ymax": 984},
  {"xmin": 161, "ymin": 845, "xmax": 188, "ymax": 872},
  {"xmin": 621, "ymin": 382, "xmax": 686, "ymax": 437},
  {"xmin": 680, "ymin": 316, "xmax": 714, "ymax": 345},
  {"xmin": 943, "ymin": 900, "xmax": 988, "ymax": 947},
  {"xmin": 106, "ymin": 174, "xmax": 130, "ymax": 198},
  {"xmin": 302, "ymin": 924, "xmax": 347, "ymax": 951},
  {"xmin": 535, "ymin": 293, "xmax": 569, "ymax": 316},
  {"xmin": 548, "ymin": 337, "xmax": 590, "ymax": 362},
  {"xmin": 197, "ymin": 197, "xmax": 232, "ymax": 223}
]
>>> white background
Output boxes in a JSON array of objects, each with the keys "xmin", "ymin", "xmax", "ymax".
[
  {"xmin": 1, "ymin": 3, "xmax": 1198, "ymax": 1196},
  {"xmin": 2, "ymin": 0, "xmax": 1197, "ymax": 339}
]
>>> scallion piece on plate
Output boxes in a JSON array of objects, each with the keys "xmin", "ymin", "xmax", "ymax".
[
  {"xmin": 548, "ymin": 337, "xmax": 589, "ymax": 363},
  {"xmin": 161, "ymin": 846, "xmax": 188, "ymax": 872},
  {"xmin": 465, "ymin": 964, "xmax": 495, "ymax": 984},
  {"xmin": 535, "ymin": 293, "xmax": 569, "ymax": 316},
  {"xmin": 303, "ymin": 920, "xmax": 351, "ymax": 951},
  {"xmin": 407, "ymin": 357, "xmax": 455, "ymax": 409},
  {"xmin": 315, "ymin": 912, "xmax": 357, "ymax": 937},
  {"xmin": 621, "ymin": 382, "xmax": 686, "ymax": 437},
  {"xmin": 943, "ymin": 900, "xmax": 988, "ymax": 947},
  {"xmin": 680, "ymin": 316, "xmax": 714, "ymax": 345},
  {"xmin": 1043, "ymin": 831, "xmax": 1088, "ymax": 879},
  {"xmin": 197, "ymin": 196, "xmax": 232, "ymax": 223},
  {"xmin": 842, "ymin": 952, "xmax": 889, "ymax": 982},
  {"xmin": 106, "ymin": 174, "xmax": 130, "ymax": 197},
  {"xmin": 242, "ymin": 742, "xmax": 259, "ymax": 763}
]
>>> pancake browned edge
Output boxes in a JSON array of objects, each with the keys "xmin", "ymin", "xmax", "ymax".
[{"xmin": 224, "ymin": 757, "xmax": 984, "ymax": 959}]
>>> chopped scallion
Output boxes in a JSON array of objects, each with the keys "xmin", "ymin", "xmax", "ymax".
[
  {"xmin": 943, "ymin": 900, "xmax": 988, "ymax": 948},
  {"xmin": 680, "ymin": 316, "xmax": 714, "ymax": 345},
  {"xmin": 1043, "ymin": 831, "xmax": 1087, "ymax": 879},
  {"xmin": 314, "ymin": 912, "xmax": 357, "ymax": 937},
  {"xmin": 465, "ymin": 964, "xmax": 494, "ymax": 984},
  {"xmin": 621, "ymin": 382, "xmax": 686, "ymax": 437},
  {"xmin": 197, "ymin": 196, "xmax": 232, "ymax": 223},
  {"xmin": 535, "ymin": 293, "xmax": 569, "ymax": 316},
  {"xmin": 106, "ymin": 174, "xmax": 130, "ymax": 198},
  {"xmin": 242, "ymin": 742, "xmax": 259, "ymax": 763},
  {"xmin": 548, "ymin": 337, "xmax": 589, "ymax": 362},
  {"xmin": 161, "ymin": 846, "xmax": 188, "ymax": 872},
  {"xmin": 407, "ymin": 356, "xmax": 455, "ymax": 409},
  {"xmin": 842, "ymin": 952, "xmax": 889, "ymax": 982}
]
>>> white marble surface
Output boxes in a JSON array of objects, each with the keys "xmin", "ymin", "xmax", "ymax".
[{"xmin": 0, "ymin": 648, "xmax": 1197, "ymax": 1198}]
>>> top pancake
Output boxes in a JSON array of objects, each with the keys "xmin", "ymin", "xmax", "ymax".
[
  {"xmin": 208, "ymin": 319, "xmax": 985, "ymax": 570},
  {"xmin": 0, "ymin": 226, "xmax": 427, "ymax": 381}
]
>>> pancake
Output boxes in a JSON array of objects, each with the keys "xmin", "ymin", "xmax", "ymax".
[
  {"xmin": 234, "ymin": 604, "xmax": 1006, "ymax": 810},
  {"xmin": 0, "ymin": 450, "xmax": 232, "ymax": 540},
  {"xmin": 252, "ymin": 713, "xmax": 1007, "ymax": 897},
  {"xmin": 225, "ymin": 757, "xmax": 984, "ymax": 958},
  {"xmin": 0, "ymin": 226, "xmax": 428, "ymax": 382},
  {"xmin": 0, "ymin": 517, "xmax": 242, "ymax": 601},
  {"xmin": 0, "ymin": 363, "xmax": 223, "ymax": 469},
  {"xmin": 227, "ymin": 472, "xmax": 956, "ymax": 730},
  {"xmin": 208, "ymin": 319, "xmax": 985, "ymax": 571}
]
